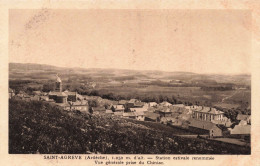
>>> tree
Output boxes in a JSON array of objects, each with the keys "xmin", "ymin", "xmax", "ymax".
[{"xmin": 88, "ymin": 100, "xmax": 98, "ymax": 107}]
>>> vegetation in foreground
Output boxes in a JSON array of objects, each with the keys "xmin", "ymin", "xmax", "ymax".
[{"xmin": 9, "ymin": 99, "xmax": 250, "ymax": 154}]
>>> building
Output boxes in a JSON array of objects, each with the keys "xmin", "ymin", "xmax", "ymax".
[
  {"xmin": 192, "ymin": 106, "xmax": 224, "ymax": 121},
  {"xmin": 123, "ymin": 112, "xmax": 145, "ymax": 121},
  {"xmin": 9, "ymin": 88, "xmax": 15, "ymax": 99},
  {"xmin": 55, "ymin": 74, "xmax": 62, "ymax": 92},
  {"xmin": 189, "ymin": 119, "xmax": 223, "ymax": 137},
  {"xmin": 159, "ymin": 101, "xmax": 172, "ymax": 107},
  {"xmin": 144, "ymin": 112, "xmax": 160, "ymax": 122},
  {"xmin": 111, "ymin": 105, "xmax": 125, "ymax": 112},
  {"xmin": 49, "ymin": 91, "xmax": 68, "ymax": 103},
  {"xmin": 156, "ymin": 107, "xmax": 172, "ymax": 117},
  {"xmin": 63, "ymin": 101, "xmax": 89, "ymax": 112},
  {"xmin": 114, "ymin": 112, "xmax": 123, "ymax": 116},
  {"xmin": 148, "ymin": 102, "xmax": 158, "ymax": 107},
  {"xmin": 126, "ymin": 99, "xmax": 144, "ymax": 108},
  {"xmin": 123, "ymin": 112, "xmax": 136, "ymax": 119},
  {"xmin": 40, "ymin": 96, "xmax": 49, "ymax": 101},
  {"xmin": 118, "ymin": 100, "xmax": 128, "ymax": 105},
  {"xmin": 105, "ymin": 109, "xmax": 114, "ymax": 114},
  {"xmin": 236, "ymin": 114, "xmax": 251, "ymax": 124},
  {"xmin": 129, "ymin": 107, "xmax": 148, "ymax": 113},
  {"xmin": 91, "ymin": 106, "xmax": 106, "ymax": 114},
  {"xmin": 32, "ymin": 91, "xmax": 42, "ymax": 96},
  {"xmin": 211, "ymin": 117, "xmax": 233, "ymax": 127},
  {"xmin": 230, "ymin": 124, "xmax": 251, "ymax": 139},
  {"xmin": 134, "ymin": 111, "xmax": 145, "ymax": 121},
  {"xmin": 64, "ymin": 91, "xmax": 77, "ymax": 102},
  {"xmin": 48, "ymin": 75, "xmax": 78, "ymax": 104}
]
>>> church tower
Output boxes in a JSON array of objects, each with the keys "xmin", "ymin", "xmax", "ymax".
[{"xmin": 55, "ymin": 74, "xmax": 62, "ymax": 92}]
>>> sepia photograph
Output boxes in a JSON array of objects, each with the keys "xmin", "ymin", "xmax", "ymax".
[{"xmin": 8, "ymin": 9, "xmax": 251, "ymax": 155}]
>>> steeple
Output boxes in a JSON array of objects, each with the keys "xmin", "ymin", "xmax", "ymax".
[{"xmin": 55, "ymin": 74, "xmax": 62, "ymax": 92}]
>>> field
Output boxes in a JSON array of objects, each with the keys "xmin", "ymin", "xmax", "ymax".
[{"xmin": 9, "ymin": 63, "xmax": 251, "ymax": 112}]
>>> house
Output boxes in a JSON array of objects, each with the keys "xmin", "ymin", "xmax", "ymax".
[
  {"xmin": 129, "ymin": 107, "xmax": 148, "ymax": 113},
  {"xmin": 172, "ymin": 104, "xmax": 185, "ymax": 108},
  {"xmin": 159, "ymin": 101, "xmax": 172, "ymax": 107},
  {"xmin": 157, "ymin": 107, "xmax": 172, "ymax": 117},
  {"xmin": 143, "ymin": 103, "xmax": 149, "ymax": 108},
  {"xmin": 189, "ymin": 119, "xmax": 223, "ymax": 137},
  {"xmin": 134, "ymin": 102, "xmax": 145, "ymax": 108},
  {"xmin": 105, "ymin": 109, "xmax": 114, "ymax": 114},
  {"xmin": 134, "ymin": 111, "xmax": 145, "ymax": 121},
  {"xmin": 211, "ymin": 117, "xmax": 233, "ymax": 127},
  {"xmin": 160, "ymin": 117, "xmax": 176, "ymax": 125},
  {"xmin": 17, "ymin": 91, "xmax": 26, "ymax": 97},
  {"xmin": 40, "ymin": 96, "xmax": 49, "ymax": 101},
  {"xmin": 144, "ymin": 112, "xmax": 160, "ymax": 122},
  {"xmin": 12, "ymin": 96, "xmax": 22, "ymax": 100},
  {"xmin": 62, "ymin": 100, "xmax": 89, "ymax": 113},
  {"xmin": 123, "ymin": 112, "xmax": 136, "ymax": 119},
  {"xmin": 238, "ymin": 120, "xmax": 248, "ymax": 126},
  {"xmin": 147, "ymin": 107, "xmax": 156, "ymax": 112},
  {"xmin": 47, "ymin": 99, "xmax": 55, "ymax": 103},
  {"xmin": 30, "ymin": 96, "xmax": 40, "ymax": 101},
  {"xmin": 192, "ymin": 106, "xmax": 224, "ymax": 122},
  {"xmin": 148, "ymin": 102, "xmax": 158, "ymax": 107},
  {"xmin": 126, "ymin": 99, "xmax": 139, "ymax": 108},
  {"xmin": 159, "ymin": 117, "xmax": 184, "ymax": 126},
  {"xmin": 64, "ymin": 91, "xmax": 77, "ymax": 102},
  {"xmin": 77, "ymin": 94, "xmax": 84, "ymax": 101},
  {"xmin": 230, "ymin": 125, "xmax": 251, "ymax": 139},
  {"xmin": 32, "ymin": 91, "xmax": 42, "ymax": 96},
  {"xmin": 118, "ymin": 100, "xmax": 128, "ymax": 105},
  {"xmin": 114, "ymin": 112, "xmax": 123, "ymax": 117},
  {"xmin": 126, "ymin": 99, "xmax": 144, "ymax": 108},
  {"xmin": 112, "ymin": 105, "xmax": 125, "ymax": 112},
  {"xmin": 22, "ymin": 95, "xmax": 31, "ymax": 101},
  {"xmin": 236, "ymin": 114, "xmax": 251, "ymax": 124},
  {"xmin": 91, "ymin": 106, "xmax": 106, "ymax": 113},
  {"xmin": 160, "ymin": 117, "xmax": 168, "ymax": 124},
  {"xmin": 9, "ymin": 88, "xmax": 15, "ymax": 99}
]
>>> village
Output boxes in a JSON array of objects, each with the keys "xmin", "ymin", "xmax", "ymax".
[{"xmin": 9, "ymin": 75, "xmax": 251, "ymax": 146}]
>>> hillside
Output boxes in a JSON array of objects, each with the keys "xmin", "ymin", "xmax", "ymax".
[
  {"xmin": 9, "ymin": 99, "xmax": 250, "ymax": 154},
  {"xmin": 9, "ymin": 63, "xmax": 251, "ymax": 112},
  {"xmin": 9, "ymin": 63, "xmax": 250, "ymax": 86}
]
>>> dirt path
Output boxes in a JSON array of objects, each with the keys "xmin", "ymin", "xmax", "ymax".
[{"xmin": 221, "ymin": 90, "xmax": 240, "ymax": 103}]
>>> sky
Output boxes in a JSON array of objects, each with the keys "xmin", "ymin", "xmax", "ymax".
[{"xmin": 9, "ymin": 9, "xmax": 251, "ymax": 74}]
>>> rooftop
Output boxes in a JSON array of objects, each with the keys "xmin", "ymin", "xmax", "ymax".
[
  {"xmin": 49, "ymin": 91, "xmax": 68, "ymax": 97},
  {"xmin": 231, "ymin": 125, "xmax": 251, "ymax": 135},
  {"xmin": 192, "ymin": 106, "xmax": 224, "ymax": 114},
  {"xmin": 236, "ymin": 114, "xmax": 251, "ymax": 121},
  {"xmin": 189, "ymin": 119, "xmax": 219, "ymax": 131},
  {"xmin": 130, "ymin": 107, "xmax": 148, "ymax": 112}
]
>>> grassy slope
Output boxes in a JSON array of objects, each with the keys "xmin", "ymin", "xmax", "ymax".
[{"xmin": 9, "ymin": 99, "xmax": 250, "ymax": 154}]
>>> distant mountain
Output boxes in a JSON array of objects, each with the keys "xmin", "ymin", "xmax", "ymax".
[
  {"xmin": 9, "ymin": 62, "xmax": 250, "ymax": 86},
  {"xmin": 9, "ymin": 63, "xmax": 62, "ymax": 71}
]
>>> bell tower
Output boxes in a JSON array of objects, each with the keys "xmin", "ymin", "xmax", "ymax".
[{"xmin": 55, "ymin": 74, "xmax": 62, "ymax": 92}]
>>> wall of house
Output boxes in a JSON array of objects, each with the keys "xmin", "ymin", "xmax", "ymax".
[
  {"xmin": 67, "ymin": 95, "xmax": 76, "ymax": 102},
  {"xmin": 136, "ymin": 115, "xmax": 145, "ymax": 121},
  {"xmin": 56, "ymin": 96, "xmax": 67, "ymax": 103},
  {"xmin": 210, "ymin": 127, "xmax": 223, "ymax": 137},
  {"xmin": 188, "ymin": 126, "xmax": 209, "ymax": 135}
]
